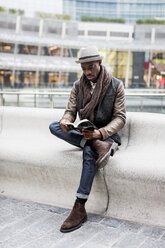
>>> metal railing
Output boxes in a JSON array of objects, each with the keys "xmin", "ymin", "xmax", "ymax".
[
  {"xmin": 125, "ymin": 92, "xmax": 165, "ymax": 112},
  {"xmin": 0, "ymin": 91, "xmax": 70, "ymax": 108},
  {"xmin": 0, "ymin": 90, "xmax": 165, "ymax": 112}
]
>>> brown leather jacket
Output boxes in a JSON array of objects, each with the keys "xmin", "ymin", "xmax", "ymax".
[{"xmin": 62, "ymin": 80, "xmax": 126, "ymax": 141}]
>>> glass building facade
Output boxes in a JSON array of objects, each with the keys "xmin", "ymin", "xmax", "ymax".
[
  {"xmin": 1, "ymin": 41, "xmax": 165, "ymax": 89},
  {"xmin": 0, "ymin": 13, "xmax": 165, "ymax": 89},
  {"xmin": 0, "ymin": 42, "xmax": 78, "ymax": 89},
  {"xmin": 63, "ymin": 0, "xmax": 165, "ymax": 23}
]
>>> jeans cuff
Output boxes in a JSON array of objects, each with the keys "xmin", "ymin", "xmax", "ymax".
[{"xmin": 76, "ymin": 193, "xmax": 89, "ymax": 199}]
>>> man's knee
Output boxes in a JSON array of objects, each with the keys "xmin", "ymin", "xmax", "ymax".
[{"xmin": 49, "ymin": 121, "xmax": 60, "ymax": 135}]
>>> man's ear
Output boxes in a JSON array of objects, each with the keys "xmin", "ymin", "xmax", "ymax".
[{"xmin": 98, "ymin": 60, "xmax": 102, "ymax": 65}]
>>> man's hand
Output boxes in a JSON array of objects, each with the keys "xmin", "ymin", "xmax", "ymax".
[
  {"xmin": 81, "ymin": 129, "xmax": 102, "ymax": 140},
  {"xmin": 60, "ymin": 118, "xmax": 72, "ymax": 132}
]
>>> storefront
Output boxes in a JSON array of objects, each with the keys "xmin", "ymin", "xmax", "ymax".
[
  {"xmin": 0, "ymin": 69, "xmax": 73, "ymax": 88},
  {"xmin": 144, "ymin": 51, "xmax": 165, "ymax": 88},
  {"xmin": 99, "ymin": 49, "xmax": 133, "ymax": 87},
  {"xmin": 0, "ymin": 45, "xmax": 164, "ymax": 89},
  {"xmin": 0, "ymin": 70, "xmax": 12, "ymax": 88},
  {"xmin": 0, "ymin": 42, "xmax": 14, "ymax": 54}
]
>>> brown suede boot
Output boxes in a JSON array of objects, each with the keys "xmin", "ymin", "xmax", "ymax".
[
  {"xmin": 60, "ymin": 202, "xmax": 87, "ymax": 233},
  {"xmin": 91, "ymin": 140, "xmax": 118, "ymax": 169}
]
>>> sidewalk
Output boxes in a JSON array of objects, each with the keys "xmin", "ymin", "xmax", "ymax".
[{"xmin": 0, "ymin": 196, "xmax": 165, "ymax": 248}]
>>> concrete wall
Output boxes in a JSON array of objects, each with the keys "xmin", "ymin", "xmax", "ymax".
[{"xmin": 0, "ymin": 106, "xmax": 165, "ymax": 227}]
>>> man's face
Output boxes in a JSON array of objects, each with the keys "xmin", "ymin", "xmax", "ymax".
[{"xmin": 81, "ymin": 61, "xmax": 101, "ymax": 82}]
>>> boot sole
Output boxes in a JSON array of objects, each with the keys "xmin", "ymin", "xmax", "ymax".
[
  {"xmin": 98, "ymin": 142, "xmax": 118, "ymax": 169},
  {"xmin": 110, "ymin": 142, "xmax": 118, "ymax": 156},
  {"xmin": 60, "ymin": 216, "xmax": 87, "ymax": 233}
]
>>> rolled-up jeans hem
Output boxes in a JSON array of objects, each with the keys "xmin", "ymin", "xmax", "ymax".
[{"xmin": 76, "ymin": 193, "xmax": 89, "ymax": 199}]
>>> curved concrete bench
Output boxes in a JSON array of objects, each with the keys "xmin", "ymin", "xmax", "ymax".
[{"xmin": 0, "ymin": 106, "xmax": 165, "ymax": 227}]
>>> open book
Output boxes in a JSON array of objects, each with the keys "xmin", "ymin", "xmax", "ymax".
[{"xmin": 66, "ymin": 119, "xmax": 98, "ymax": 132}]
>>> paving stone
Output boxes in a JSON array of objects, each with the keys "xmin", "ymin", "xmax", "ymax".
[
  {"xmin": 0, "ymin": 208, "xmax": 12, "ymax": 217},
  {"xmin": 119, "ymin": 220, "xmax": 143, "ymax": 233},
  {"xmin": 1, "ymin": 196, "xmax": 165, "ymax": 248},
  {"xmin": 51, "ymin": 223, "xmax": 105, "ymax": 248},
  {"xmin": 80, "ymin": 226, "xmax": 125, "ymax": 248},
  {"xmin": 0, "ymin": 203, "xmax": 40, "ymax": 231},
  {"xmin": 0, "ymin": 214, "xmax": 23, "ymax": 230},
  {"xmin": 79, "ymin": 221, "xmax": 106, "ymax": 236},
  {"xmin": 100, "ymin": 217, "xmax": 124, "ymax": 228},
  {"xmin": 0, "ymin": 210, "xmax": 53, "ymax": 242},
  {"xmin": 139, "ymin": 225, "xmax": 165, "ymax": 239},
  {"xmin": 0, "ymin": 198, "xmax": 21, "ymax": 209},
  {"xmin": 17, "ymin": 200, "xmax": 69, "ymax": 214},
  {"xmin": 0, "ymin": 195, "xmax": 7, "ymax": 200},
  {"xmin": 87, "ymin": 213, "xmax": 104, "ymax": 223},
  {"xmin": 1, "ymin": 214, "xmax": 63, "ymax": 248},
  {"xmin": 160, "ymin": 232, "xmax": 165, "ymax": 241},
  {"xmin": 48, "ymin": 206, "xmax": 69, "ymax": 215},
  {"xmin": 23, "ymin": 229, "xmax": 59, "ymax": 248},
  {"xmin": 0, "ymin": 197, "xmax": 7, "ymax": 207},
  {"xmin": 111, "ymin": 232, "xmax": 147, "ymax": 248},
  {"xmin": 139, "ymin": 238, "xmax": 165, "ymax": 248},
  {"xmin": 0, "ymin": 199, "xmax": 34, "ymax": 220}
]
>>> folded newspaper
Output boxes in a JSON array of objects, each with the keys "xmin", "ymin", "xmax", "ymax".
[{"xmin": 66, "ymin": 119, "xmax": 98, "ymax": 132}]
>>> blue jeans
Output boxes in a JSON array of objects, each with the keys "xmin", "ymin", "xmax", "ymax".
[{"xmin": 49, "ymin": 121, "xmax": 113, "ymax": 199}]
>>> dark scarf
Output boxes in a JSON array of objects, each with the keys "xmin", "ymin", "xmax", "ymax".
[{"xmin": 79, "ymin": 65, "xmax": 112, "ymax": 122}]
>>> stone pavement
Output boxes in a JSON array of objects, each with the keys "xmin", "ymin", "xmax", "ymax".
[{"xmin": 0, "ymin": 196, "xmax": 165, "ymax": 248}]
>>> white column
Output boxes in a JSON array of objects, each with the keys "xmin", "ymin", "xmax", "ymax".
[
  {"xmin": 16, "ymin": 15, "xmax": 21, "ymax": 34},
  {"xmin": 39, "ymin": 19, "xmax": 44, "ymax": 37},
  {"xmin": 125, "ymin": 27, "xmax": 133, "ymax": 88},
  {"xmin": 151, "ymin": 27, "xmax": 155, "ymax": 44},
  {"xmin": 12, "ymin": 16, "xmax": 21, "ymax": 87},
  {"xmin": 35, "ymin": 19, "xmax": 44, "ymax": 88},
  {"xmin": 58, "ymin": 23, "xmax": 65, "ymax": 87},
  {"xmin": 125, "ymin": 49, "xmax": 130, "ymax": 88},
  {"xmin": 62, "ymin": 22, "xmax": 66, "ymax": 39},
  {"xmin": 147, "ymin": 51, "xmax": 153, "ymax": 88},
  {"xmin": 129, "ymin": 29, "xmax": 132, "ymax": 42},
  {"xmin": 84, "ymin": 24, "xmax": 88, "ymax": 40},
  {"xmin": 58, "ymin": 47, "xmax": 64, "ymax": 86},
  {"xmin": 147, "ymin": 28, "xmax": 155, "ymax": 88},
  {"xmin": 106, "ymin": 29, "xmax": 110, "ymax": 41}
]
